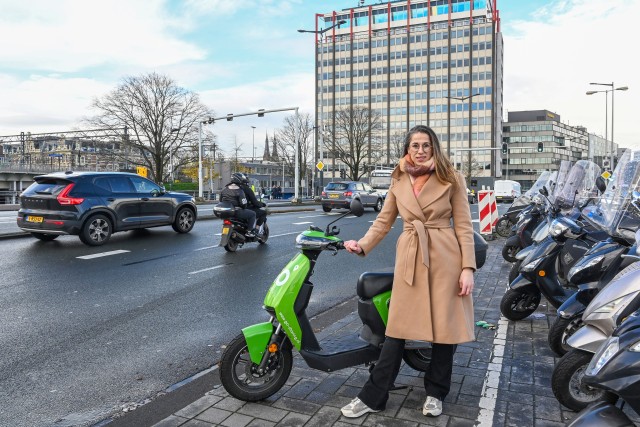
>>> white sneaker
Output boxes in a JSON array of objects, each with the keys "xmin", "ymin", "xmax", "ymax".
[
  {"xmin": 340, "ymin": 397, "xmax": 379, "ymax": 418},
  {"xmin": 423, "ymin": 396, "xmax": 442, "ymax": 416}
]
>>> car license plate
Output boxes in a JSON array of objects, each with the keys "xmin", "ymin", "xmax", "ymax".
[
  {"xmin": 329, "ymin": 194, "xmax": 339, "ymax": 199},
  {"xmin": 26, "ymin": 216, "xmax": 44, "ymax": 223},
  {"xmin": 222, "ymin": 226, "xmax": 230, "ymax": 235}
]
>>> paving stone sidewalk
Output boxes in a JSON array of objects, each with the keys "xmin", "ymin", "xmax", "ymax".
[{"xmin": 151, "ymin": 238, "xmax": 639, "ymax": 427}]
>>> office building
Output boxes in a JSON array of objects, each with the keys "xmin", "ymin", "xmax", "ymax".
[{"xmin": 312, "ymin": 0, "xmax": 504, "ymax": 182}]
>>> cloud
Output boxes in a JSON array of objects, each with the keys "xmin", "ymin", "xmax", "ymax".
[{"xmin": 502, "ymin": 0, "xmax": 639, "ymax": 148}]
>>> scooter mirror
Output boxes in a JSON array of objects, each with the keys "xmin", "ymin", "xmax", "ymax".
[
  {"xmin": 350, "ymin": 198, "xmax": 365, "ymax": 217},
  {"xmin": 595, "ymin": 176, "xmax": 607, "ymax": 194},
  {"xmin": 540, "ymin": 186, "xmax": 549, "ymax": 197}
]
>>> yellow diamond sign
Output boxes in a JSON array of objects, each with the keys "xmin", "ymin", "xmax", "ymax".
[
  {"xmin": 316, "ymin": 161, "xmax": 325, "ymax": 171},
  {"xmin": 601, "ymin": 171, "xmax": 611, "ymax": 180}
]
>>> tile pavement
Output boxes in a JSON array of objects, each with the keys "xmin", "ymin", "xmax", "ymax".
[{"xmin": 150, "ymin": 237, "xmax": 639, "ymax": 427}]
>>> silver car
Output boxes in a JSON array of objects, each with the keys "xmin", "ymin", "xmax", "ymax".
[{"xmin": 321, "ymin": 181, "xmax": 384, "ymax": 212}]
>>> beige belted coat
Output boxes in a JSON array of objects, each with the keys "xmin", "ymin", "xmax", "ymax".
[{"xmin": 358, "ymin": 163, "xmax": 476, "ymax": 344}]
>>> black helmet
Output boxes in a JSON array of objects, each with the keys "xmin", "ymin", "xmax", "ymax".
[{"xmin": 231, "ymin": 172, "xmax": 248, "ymax": 185}]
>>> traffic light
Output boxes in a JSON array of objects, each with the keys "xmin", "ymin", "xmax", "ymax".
[
  {"xmin": 340, "ymin": 170, "xmax": 346, "ymax": 179},
  {"xmin": 226, "ymin": 113, "xmax": 233, "ymax": 121},
  {"xmin": 501, "ymin": 143, "xmax": 508, "ymax": 154},
  {"xmin": 537, "ymin": 142, "xmax": 544, "ymax": 152},
  {"xmin": 257, "ymin": 109, "xmax": 265, "ymax": 117}
]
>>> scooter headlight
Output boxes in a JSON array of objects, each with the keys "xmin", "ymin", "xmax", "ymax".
[
  {"xmin": 532, "ymin": 194, "xmax": 545, "ymax": 205},
  {"xmin": 586, "ymin": 337, "xmax": 619, "ymax": 376},
  {"xmin": 567, "ymin": 255, "xmax": 605, "ymax": 283},
  {"xmin": 630, "ymin": 339, "xmax": 640, "ymax": 352},
  {"xmin": 521, "ymin": 257, "xmax": 543, "ymax": 273},
  {"xmin": 549, "ymin": 219, "xmax": 569, "ymax": 238},
  {"xmin": 593, "ymin": 293, "xmax": 636, "ymax": 315}
]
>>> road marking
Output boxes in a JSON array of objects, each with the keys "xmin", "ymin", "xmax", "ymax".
[
  {"xmin": 270, "ymin": 231, "xmax": 302, "ymax": 238},
  {"xmin": 188, "ymin": 264, "xmax": 226, "ymax": 275},
  {"xmin": 77, "ymin": 250, "xmax": 130, "ymax": 260},
  {"xmin": 194, "ymin": 245, "xmax": 217, "ymax": 251},
  {"xmin": 0, "ymin": 218, "xmax": 16, "ymax": 224},
  {"xmin": 293, "ymin": 221, "xmax": 313, "ymax": 225},
  {"xmin": 476, "ymin": 315, "xmax": 509, "ymax": 426}
]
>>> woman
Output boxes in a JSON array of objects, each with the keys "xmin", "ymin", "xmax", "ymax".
[{"xmin": 340, "ymin": 125, "xmax": 475, "ymax": 418}]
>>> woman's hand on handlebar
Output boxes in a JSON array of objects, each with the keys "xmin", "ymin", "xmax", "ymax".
[{"xmin": 344, "ymin": 240, "xmax": 363, "ymax": 254}]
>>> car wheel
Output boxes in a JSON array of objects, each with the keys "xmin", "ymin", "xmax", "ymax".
[
  {"xmin": 322, "ymin": 206, "xmax": 332, "ymax": 213},
  {"xmin": 172, "ymin": 207, "xmax": 195, "ymax": 233},
  {"xmin": 373, "ymin": 198, "xmax": 383, "ymax": 212},
  {"xmin": 31, "ymin": 232, "xmax": 59, "ymax": 241},
  {"xmin": 80, "ymin": 214, "xmax": 112, "ymax": 246}
]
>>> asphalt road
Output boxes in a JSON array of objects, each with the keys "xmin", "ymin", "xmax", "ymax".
[{"xmin": 0, "ymin": 202, "xmax": 508, "ymax": 427}]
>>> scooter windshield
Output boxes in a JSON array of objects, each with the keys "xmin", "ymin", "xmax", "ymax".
[
  {"xmin": 548, "ymin": 161, "xmax": 573, "ymax": 205},
  {"xmin": 583, "ymin": 149, "xmax": 640, "ymax": 239},
  {"xmin": 516, "ymin": 171, "xmax": 552, "ymax": 206},
  {"xmin": 551, "ymin": 160, "xmax": 600, "ymax": 211}
]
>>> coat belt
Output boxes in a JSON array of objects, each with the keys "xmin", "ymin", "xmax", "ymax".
[{"xmin": 402, "ymin": 219, "xmax": 452, "ymax": 285}]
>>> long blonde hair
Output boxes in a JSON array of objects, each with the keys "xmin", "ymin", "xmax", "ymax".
[{"xmin": 402, "ymin": 125, "xmax": 458, "ymax": 187}]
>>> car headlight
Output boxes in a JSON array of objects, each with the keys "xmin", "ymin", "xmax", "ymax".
[
  {"xmin": 521, "ymin": 258, "xmax": 543, "ymax": 273},
  {"xmin": 567, "ymin": 255, "xmax": 605, "ymax": 282},
  {"xmin": 586, "ymin": 337, "xmax": 619, "ymax": 376},
  {"xmin": 549, "ymin": 219, "xmax": 569, "ymax": 237}
]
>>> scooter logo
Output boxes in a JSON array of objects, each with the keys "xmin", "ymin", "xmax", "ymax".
[
  {"xmin": 274, "ymin": 265, "xmax": 300, "ymax": 287},
  {"xmin": 279, "ymin": 311, "xmax": 300, "ymax": 346}
]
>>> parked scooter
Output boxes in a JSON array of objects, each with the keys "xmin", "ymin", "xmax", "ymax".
[
  {"xmin": 566, "ymin": 309, "xmax": 640, "ymax": 426},
  {"xmin": 549, "ymin": 150, "xmax": 640, "ymax": 356},
  {"xmin": 501, "ymin": 162, "xmax": 572, "ymax": 262},
  {"xmin": 500, "ymin": 160, "xmax": 603, "ymax": 321},
  {"xmin": 214, "ymin": 201, "xmax": 269, "ymax": 252},
  {"xmin": 551, "ymin": 163, "xmax": 640, "ymax": 411},
  {"xmin": 218, "ymin": 199, "xmax": 489, "ymax": 401},
  {"xmin": 496, "ymin": 171, "xmax": 553, "ymax": 238}
]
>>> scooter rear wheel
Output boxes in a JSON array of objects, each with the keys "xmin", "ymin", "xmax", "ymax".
[
  {"xmin": 500, "ymin": 288, "xmax": 541, "ymax": 321},
  {"xmin": 219, "ymin": 333, "xmax": 293, "ymax": 401},
  {"xmin": 501, "ymin": 243, "xmax": 520, "ymax": 263},
  {"xmin": 224, "ymin": 238, "xmax": 239, "ymax": 252},
  {"xmin": 496, "ymin": 218, "xmax": 513, "ymax": 238},
  {"xmin": 548, "ymin": 315, "xmax": 583, "ymax": 356},
  {"xmin": 402, "ymin": 348, "xmax": 432, "ymax": 372}
]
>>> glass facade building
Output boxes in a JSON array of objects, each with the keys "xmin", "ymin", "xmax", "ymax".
[{"xmin": 312, "ymin": 0, "xmax": 504, "ymax": 180}]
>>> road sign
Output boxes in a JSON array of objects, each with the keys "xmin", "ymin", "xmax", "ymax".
[
  {"xmin": 136, "ymin": 166, "xmax": 148, "ymax": 178},
  {"xmin": 601, "ymin": 171, "xmax": 611, "ymax": 180},
  {"xmin": 316, "ymin": 161, "xmax": 325, "ymax": 171}
]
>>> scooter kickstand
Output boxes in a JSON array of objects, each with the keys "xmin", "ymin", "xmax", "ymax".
[{"xmin": 389, "ymin": 384, "xmax": 408, "ymax": 391}]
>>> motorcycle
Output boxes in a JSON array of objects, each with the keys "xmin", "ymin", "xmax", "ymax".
[
  {"xmin": 500, "ymin": 160, "xmax": 603, "ymax": 321},
  {"xmin": 501, "ymin": 161, "xmax": 572, "ymax": 262},
  {"xmin": 566, "ymin": 309, "xmax": 640, "ymax": 426},
  {"xmin": 218, "ymin": 199, "xmax": 488, "ymax": 401},
  {"xmin": 549, "ymin": 150, "xmax": 640, "ymax": 356},
  {"xmin": 496, "ymin": 171, "xmax": 553, "ymax": 238},
  {"xmin": 551, "ymin": 161, "xmax": 640, "ymax": 411},
  {"xmin": 213, "ymin": 201, "xmax": 269, "ymax": 252}
]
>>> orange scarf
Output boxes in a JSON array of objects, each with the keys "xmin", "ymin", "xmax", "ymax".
[{"xmin": 402, "ymin": 154, "xmax": 435, "ymax": 197}]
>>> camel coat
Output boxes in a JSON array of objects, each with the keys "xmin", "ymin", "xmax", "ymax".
[{"xmin": 358, "ymin": 164, "xmax": 476, "ymax": 344}]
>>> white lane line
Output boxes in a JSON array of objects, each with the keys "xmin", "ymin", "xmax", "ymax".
[
  {"xmin": 293, "ymin": 221, "xmax": 313, "ymax": 225},
  {"xmin": 77, "ymin": 250, "xmax": 130, "ymax": 260},
  {"xmin": 475, "ymin": 316, "xmax": 509, "ymax": 427},
  {"xmin": 297, "ymin": 214, "xmax": 330, "ymax": 218},
  {"xmin": 270, "ymin": 231, "xmax": 303, "ymax": 238},
  {"xmin": 194, "ymin": 245, "xmax": 217, "ymax": 251},
  {"xmin": 188, "ymin": 264, "xmax": 226, "ymax": 275},
  {"xmin": 0, "ymin": 219, "xmax": 16, "ymax": 224}
]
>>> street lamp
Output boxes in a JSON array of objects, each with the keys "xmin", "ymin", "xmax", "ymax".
[
  {"xmin": 445, "ymin": 93, "xmax": 480, "ymax": 183},
  {"xmin": 588, "ymin": 82, "xmax": 629, "ymax": 170},
  {"xmin": 298, "ymin": 19, "xmax": 346, "ymax": 196},
  {"xmin": 251, "ymin": 125, "xmax": 256, "ymax": 163}
]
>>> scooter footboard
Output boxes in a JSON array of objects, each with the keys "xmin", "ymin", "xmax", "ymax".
[
  {"xmin": 242, "ymin": 322, "xmax": 274, "ymax": 364},
  {"xmin": 567, "ymin": 401, "xmax": 633, "ymax": 427},
  {"xmin": 566, "ymin": 324, "xmax": 608, "ymax": 354}
]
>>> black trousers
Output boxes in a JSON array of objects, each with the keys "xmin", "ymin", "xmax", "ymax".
[
  {"xmin": 249, "ymin": 207, "xmax": 267, "ymax": 226},
  {"xmin": 357, "ymin": 337, "xmax": 456, "ymax": 411},
  {"xmin": 235, "ymin": 209, "xmax": 256, "ymax": 229}
]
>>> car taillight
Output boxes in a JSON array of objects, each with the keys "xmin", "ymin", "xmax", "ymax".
[
  {"xmin": 57, "ymin": 183, "xmax": 84, "ymax": 205},
  {"xmin": 344, "ymin": 191, "xmax": 353, "ymax": 197},
  {"xmin": 322, "ymin": 191, "xmax": 326, "ymax": 197}
]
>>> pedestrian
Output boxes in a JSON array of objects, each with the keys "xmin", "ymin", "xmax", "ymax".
[{"xmin": 341, "ymin": 125, "xmax": 476, "ymax": 418}]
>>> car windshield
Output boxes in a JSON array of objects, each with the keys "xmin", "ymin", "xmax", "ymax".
[{"xmin": 326, "ymin": 183, "xmax": 349, "ymax": 191}]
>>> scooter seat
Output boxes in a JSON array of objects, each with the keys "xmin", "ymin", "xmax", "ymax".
[{"xmin": 357, "ymin": 272, "xmax": 394, "ymax": 299}]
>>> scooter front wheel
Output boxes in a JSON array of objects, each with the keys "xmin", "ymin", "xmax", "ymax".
[
  {"xmin": 548, "ymin": 315, "xmax": 583, "ymax": 356},
  {"xmin": 219, "ymin": 333, "xmax": 293, "ymax": 401},
  {"xmin": 551, "ymin": 349, "xmax": 616, "ymax": 411},
  {"xmin": 500, "ymin": 288, "xmax": 541, "ymax": 321},
  {"xmin": 501, "ymin": 242, "xmax": 520, "ymax": 263},
  {"xmin": 402, "ymin": 347, "xmax": 432, "ymax": 372},
  {"xmin": 496, "ymin": 218, "xmax": 513, "ymax": 237}
]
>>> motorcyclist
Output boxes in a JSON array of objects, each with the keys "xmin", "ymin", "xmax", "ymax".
[{"xmin": 220, "ymin": 173, "xmax": 266, "ymax": 237}]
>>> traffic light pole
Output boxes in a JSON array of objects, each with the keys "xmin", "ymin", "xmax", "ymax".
[{"xmin": 458, "ymin": 145, "xmax": 566, "ymax": 179}]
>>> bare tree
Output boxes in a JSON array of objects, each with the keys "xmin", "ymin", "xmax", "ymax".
[
  {"xmin": 325, "ymin": 106, "xmax": 383, "ymax": 180},
  {"xmin": 85, "ymin": 72, "xmax": 211, "ymax": 183},
  {"xmin": 275, "ymin": 112, "xmax": 314, "ymax": 192},
  {"xmin": 390, "ymin": 130, "xmax": 406, "ymax": 164}
]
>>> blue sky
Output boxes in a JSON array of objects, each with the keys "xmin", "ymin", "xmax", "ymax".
[{"xmin": 1, "ymin": 0, "xmax": 638, "ymax": 157}]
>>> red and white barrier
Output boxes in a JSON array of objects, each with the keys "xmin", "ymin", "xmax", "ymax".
[{"xmin": 478, "ymin": 190, "xmax": 498, "ymax": 235}]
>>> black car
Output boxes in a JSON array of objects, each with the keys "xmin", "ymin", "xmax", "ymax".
[{"xmin": 17, "ymin": 171, "xmax": 197, "ymax": 246}]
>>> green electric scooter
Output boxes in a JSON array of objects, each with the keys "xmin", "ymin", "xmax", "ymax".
[{"xmin": 219, "ymin": 199, "xmax": 486, "ymax": 401}]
